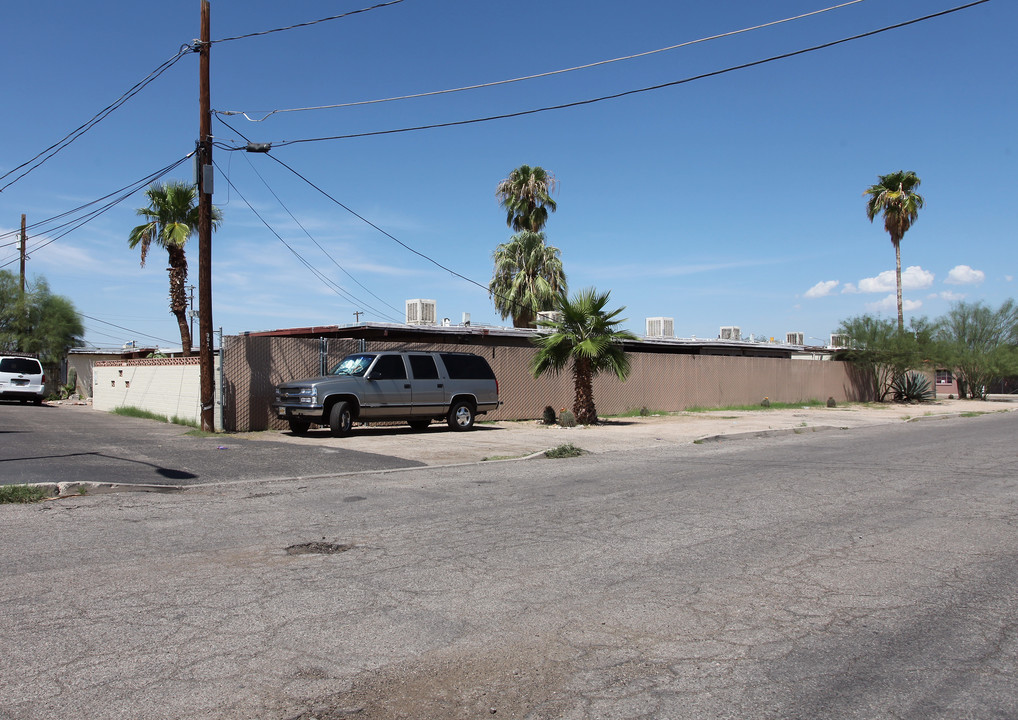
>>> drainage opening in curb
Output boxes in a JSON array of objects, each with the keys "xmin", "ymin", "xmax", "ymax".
[{"xmin": 286, "ymin": 542, "xmax": 353, "ymax": 555}]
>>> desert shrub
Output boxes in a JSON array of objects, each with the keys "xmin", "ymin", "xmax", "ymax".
[
  {"xmin": 892, "ymin": 372, "xmax": 935, "ymax": 403},
  {"xmin": 542, "ymin": 406, "xmax": 557, "ymax": 425}
]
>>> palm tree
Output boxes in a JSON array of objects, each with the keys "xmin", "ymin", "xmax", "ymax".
[
  {"xmin": 489, "ymin": 231, "xmax": 567, "ymax": 328},
  {"xmin": 864, "ymin": 170, "xmax": 925, "ymax": 332},
  {"xmin": 128, "ymin": 181, "xmax": 222, "ymax": 356},
  {"xmin": 531, "ymin": 288, "xmax": 637, "ymax": 425},
  {"xmin": 495, "ymin": 165, "xmax": 557, "ymax": 233}
]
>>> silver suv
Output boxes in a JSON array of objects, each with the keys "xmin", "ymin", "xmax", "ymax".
[
  {"xmin": 273, "ymin": 350, "xmax": 499, "ymax": 437},
  {"xmin": 0, "ymin": 355, "xmax": 45, "ymax": 405}
]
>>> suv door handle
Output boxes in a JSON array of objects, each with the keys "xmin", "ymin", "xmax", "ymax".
[
  {"xmin": 437, "ymin": 383, "xmax": 443, "ymax": 388},
  {"xmin": 404, "ymin": 383, "xmax": 411, "ymax": 389}
]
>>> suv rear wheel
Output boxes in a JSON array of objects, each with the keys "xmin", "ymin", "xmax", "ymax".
[{"xmin": 447, "ymin": 400, "xmax": 475, "ymax": 431}]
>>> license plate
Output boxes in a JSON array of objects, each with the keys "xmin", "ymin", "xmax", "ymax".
[
  {"xmin": 12, "ymin": 379, "xmax": 28, "ymax": 386},
  {"xmin": 278, "ymin": 408, "xmax": 287, "ymax": 417}
]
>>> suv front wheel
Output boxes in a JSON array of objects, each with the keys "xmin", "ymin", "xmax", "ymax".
[
  {"xmin": 329, "ymin": 401, "xmax": 353, "ymax": 437},
  {"xmin": 447, "ymin": 400, "xmax": 476, "ymax": 431}
]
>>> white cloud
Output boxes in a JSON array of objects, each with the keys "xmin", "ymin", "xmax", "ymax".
[
  {"xmin": 945, "ymin": 265, "xmax": 985, "ymax": 285},
  {"xmin": 1006, "ymin": 275, "xmax": 1014, "ymax": 282},
  {"xmin": 841, "ymin": 283, "xmax": 858, "ymax": 294},
  {"xmin": 865, "ymin": 294, "xmax": 923, "ymax": 313},
  {"xmin": 804, "ymin": 280, "xmax": 839, "ymax": 298},
  {"xmin": 857, "ymin": 266, "xmax": 934, "ymax": 293},
  {"xmin": 934, "ymin": 290, "xmax": 966, "ymax": 302}
]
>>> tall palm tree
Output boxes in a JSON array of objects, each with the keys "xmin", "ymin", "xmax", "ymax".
[
  {"xmin": 864, "ymin": 170, "xmax": 925, "ymax": 332},
  {"xmin": 495, "ymin": 165, "xmax": 557, "ymax": 233},
  {"xmin": 489, "ymin": 231, "xmax": 567, "ymax": 328},
  {"xmin": 128, "ymin": 181, "xmax": 222, "ymax": 356},
  {"xmin": 531, "ymin": 288, "xmax": 637, "ymax": 425}
]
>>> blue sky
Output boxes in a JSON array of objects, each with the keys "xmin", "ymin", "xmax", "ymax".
[{"xmin": 1, "ymin": 0, "xmax": 1015, "ymax": 349}]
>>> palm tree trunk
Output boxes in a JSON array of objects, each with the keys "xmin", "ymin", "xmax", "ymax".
[
  {"xmin": 572, "ymin": 358, "xmax": 597, "ymax": 425},
  {"xmin": 894, "ymin": 237, "xmax": 904, "ymax": 332},
  {"xmin": 167, "ymin": 245, "xmax": 192, "ymax": 356}
]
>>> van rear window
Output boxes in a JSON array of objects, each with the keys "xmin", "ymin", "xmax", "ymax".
[
  {"xmin": 440, "ymin": 353, "xmax": 495, "ymax": 380},
  {"xmin": 0, "ymin": 358, "xmax": 42, "ymax": 374}
]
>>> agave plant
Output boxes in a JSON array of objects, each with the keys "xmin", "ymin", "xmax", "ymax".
[{"xmin": 891, "ymin": 372, "xmax": 934, "ymax": 403}]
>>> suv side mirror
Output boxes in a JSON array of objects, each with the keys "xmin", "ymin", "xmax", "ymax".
[{"xmin": 366, "ymin": 370, "xmax": 380, "ymax": 380}]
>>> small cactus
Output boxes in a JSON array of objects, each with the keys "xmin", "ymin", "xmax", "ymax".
[
  {"xmin": 826, "ymin": 396, "xmax": 837, "ymax": 408},
  {"xmin": 639, "ymin": 406, "xmax": 650, "ymax": 416},
  {"xmin": 760, "ymin": 397, "xmax": 771, "ymax": 408},
  {"xmin": 559, "ymin": 409, "xmax": 577, "ymax": 427},
  {"xmin": 542, "ymin": 405, "xmax": 557, "ymax": 425}
]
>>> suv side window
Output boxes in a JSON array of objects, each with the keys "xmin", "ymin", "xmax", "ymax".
[
  {"xmin": 408, "ymin": 354, "xmax": 439, "ymax": 380},
  {"xmin": 370, "ymin": 354, "xmax": 407, "ymax": 380},
  {"xmin": 440, "ymin": 353, "xmax": 495, "ymax": 380}
]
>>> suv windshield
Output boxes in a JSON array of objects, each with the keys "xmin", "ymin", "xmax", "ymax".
[{"xmin": 329, "ymin": 354, "xmax": 375, "ymax": 377}]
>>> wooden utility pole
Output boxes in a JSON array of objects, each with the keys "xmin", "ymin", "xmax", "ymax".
[
  {"xmin": 19, "ymin": 214, "xmax": 26, "ymax": 294},
  {"xmin": 197, "ymin": 0, "xmax": 215, "ymax": 432}
]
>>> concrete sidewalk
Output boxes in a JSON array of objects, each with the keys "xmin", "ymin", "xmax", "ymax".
[{"xmin": 247, "ymin": 397, "xmax": 1017, "ymax": 467}]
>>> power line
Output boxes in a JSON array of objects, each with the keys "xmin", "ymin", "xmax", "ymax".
[
  {"xmin": 219, "ymin": 0, "xmax": 868, "ymax": 121},
  {"xmin": 0, "ymin": 155, "xmax": 193, "ymax": 269},
  {"xmin": 211, "ymin": 0, "xmax": 406, "ymax": 44},
  {"xmin": 265, "ymin": 154, "xmax": 491, "ymax": 294},
  {"xmin": 218, "ymin": 0, "xmax": 991, "ymax": 150},
  {"xmin": 238, "ymin": 150, "xmax": 403, "ymax": 316},
  {"xmin": 211, "ymin": 159, "xmax": 403, "ymax": 323},
  {"xmin": 79, "ymin": 314, "xmax": 178, "ymax": 345},
  {"xmin": 0, "ymin": 154, "xmax": 195, "ymax": 244},
  {"xmin": 0, "ymin": 46, "xmax": 192, "ymax": 193}
]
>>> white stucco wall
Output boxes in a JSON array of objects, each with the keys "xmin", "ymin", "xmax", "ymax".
[{"xmin": 92, "ymin": 357, "xmax": 222, "ymax": 430}]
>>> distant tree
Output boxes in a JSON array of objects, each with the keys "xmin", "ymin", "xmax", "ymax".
[
  {"xmin": 834, "ymin": 314, "xmax": 939, "ymax": 401},
  {"xmin": 495, "ymin": 165, "xmax": 558, "ymax": 233},
  {"xmin": 864, "ymin": 170, "xmax": 925, "ymax": 332},
  {"xmin": 0, "ymin": 271, "xmax": 84, "ymax": 365},
  {"xmin": 935, "ymin": 299, "xmax": 1018, "ymax": 399},
  {"xmin": 128, "ymin": 180, "xmax": 221, "ymax": 356},
  {"xmin": 489, "ymin": 231, "xmax": 567, "ymax": 328},
  {"xmin": 531, "ymin": 288, "xmax": 637, "ymax": 425}
]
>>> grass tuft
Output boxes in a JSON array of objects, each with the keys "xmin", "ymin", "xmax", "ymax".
[
  {"xmin": 0, "ymin": 484, "xmax": 49, "ymax": 504},
  {"xmin": 683, "ymin": 399, "xmax": 825, "ymax": 413},
  {"xmin": 111, "ymin": 406, "xmax": 199, "ymax": 429},
  {"xmin": 544, "ymin": 443, "xmax": 585, "ymax": 459}
]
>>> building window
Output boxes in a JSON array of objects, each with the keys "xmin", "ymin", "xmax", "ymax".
[{"xmin": 936, "ymin": 370, "xmax": 953, "ymax": 385}]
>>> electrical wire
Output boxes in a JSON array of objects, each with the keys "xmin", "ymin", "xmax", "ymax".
[
  {"xmin": 218, "ymin": 0, "xmax": 991, "ymax": 150},
  {"xmin": 238, "ymin": 151, "xmax": 403, "ymax": 316},
  {"xmin": 0, "ymin": 45, "xmax": 192, "ymax": 193},
  {"xmin": 0, "ymin": 153, "xmax": 196, "ymax": 244},
  {"xmin": 0, "ymin": 154, "xmax": 193, "ymax": 269},
  {"xmin": 211, "ymin": 159, "xmax": 403, "ymax": 323},
  {"xmin": 79, "ymin": 313, "xmax": 178, "ymax": 345},
  {"xmin": 219, "ymin": 0, "xmax": 868, "ymax": 121},
  {"xmin": 265, "ymin": 154, "xmax": 492, "ymax": 294},
  {"xmin": 211, "ymin": 0, "xmax": 406, "ymax": 44}
]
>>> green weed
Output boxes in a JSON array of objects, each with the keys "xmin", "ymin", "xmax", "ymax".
[
  {"xmin": 683, "ymin": 399, "xmax": 825, "ymax": 412},
  {"xmin": 544, "ymin": 443, "xmax": 585, "ymax": 459},
  {"xmin": 0, "ymin": 485, "xmax": 49, "ymax": 504}
]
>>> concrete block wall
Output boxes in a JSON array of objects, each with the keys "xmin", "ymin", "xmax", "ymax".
[{"xmin": 92, "ymin": 357, "xmax": 222, "ymax": 430}]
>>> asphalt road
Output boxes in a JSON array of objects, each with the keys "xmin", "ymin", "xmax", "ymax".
[
  {"xmin": 1, "ymin": 411, "xmax": 1016, "ymax": 719},
  {"xmin": 0, "ymin": 402, "xmax": 422, "ymax": 486}
]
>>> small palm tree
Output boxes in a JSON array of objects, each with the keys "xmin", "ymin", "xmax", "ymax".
[
  {"xmin": 128, "ymin": 181, "xmax": 221, "ymax": 356},
  {"xmin": 495, "ymin": 165, "xmax": 558, "ymax": 233},
  {"xmin": 489, "ymin": 231, "xmax": 567, "ymax": 328},
  {"xmin": 864, "ymin": 170, "xmax": 924, "ymax": 332},
  {"xmin": 531, "ymin": 288, "xmax": 637, "ymax": 425}
]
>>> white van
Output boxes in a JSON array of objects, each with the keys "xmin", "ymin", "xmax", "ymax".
[{"xmin": 0, "ymin": 355, "xmax": 45, "ymax": 404}]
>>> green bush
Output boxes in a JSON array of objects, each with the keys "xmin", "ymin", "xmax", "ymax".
[
  {"xmin": 892, "ymin": 372, "xmax": 935, "ymax": 403},
  {"xmin": 827, "ymin": 396, "xmax": 837, "ymax": 408},
  {"xmin": 542, "ymin": 406, "xmax": 557, "ymax": 425},
  {"xmin": 545, "ymin": 443, "xmax": 584, "ymax": 459}
]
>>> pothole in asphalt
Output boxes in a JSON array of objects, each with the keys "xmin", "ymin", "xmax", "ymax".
[{"xmin": 286, "ymin": 542, "xmax": 353, "ymax": 555}]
